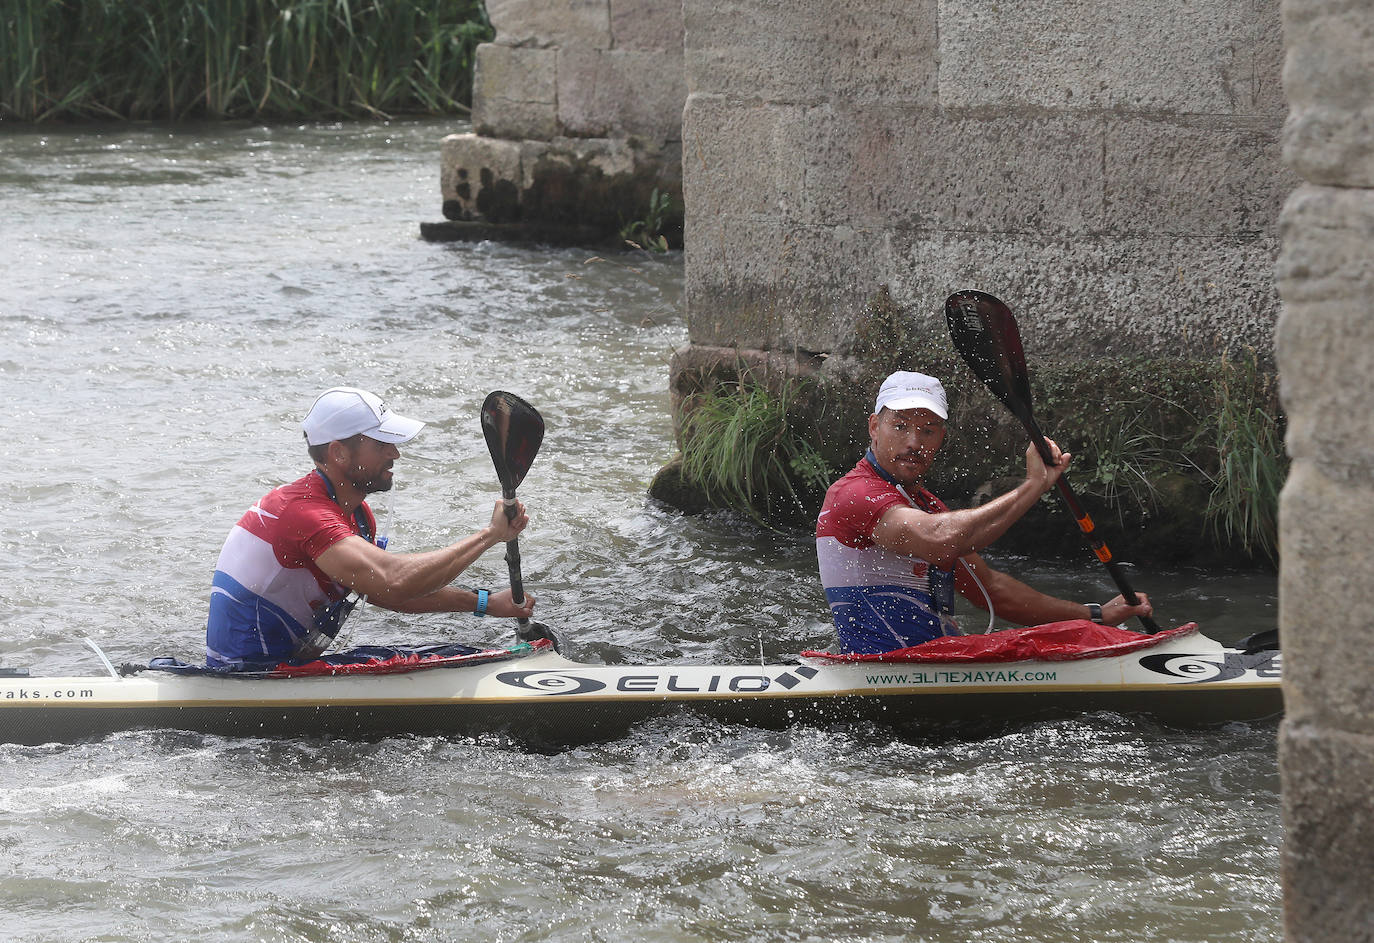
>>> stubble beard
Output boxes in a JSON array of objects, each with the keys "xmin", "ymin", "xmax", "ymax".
[{"xmin": 348, "ymin": 465, "xmax": 393, "ymax": 494}]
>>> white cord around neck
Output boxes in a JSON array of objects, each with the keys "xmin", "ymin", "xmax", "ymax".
[{"xmin": 894, "ymin": 483, "xmax": 996, "ymax": 634}]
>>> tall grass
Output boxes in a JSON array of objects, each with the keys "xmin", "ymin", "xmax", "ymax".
[
  {"xmin": 1, "ymin": 0, "xmax": 492, "ymax": 121},
  {"xmin": 1204, "ymin": 357, "xmax": 1286, "ymax": 563},
  {"xmin": 1068, "ymin": 355, "xmax": 1286, "ymax": 562},
  {"xmin": 680, "ymin": 381, "xmax": 834, "ymax": 526},
  {"xmin": 1079, "ymin": 409, "xmax": 1170, "ymax": 515}
]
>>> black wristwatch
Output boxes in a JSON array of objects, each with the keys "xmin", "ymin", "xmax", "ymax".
[{"xmin": 1086, "ymin": 602, "xmax": 1105, "ymax": 624}]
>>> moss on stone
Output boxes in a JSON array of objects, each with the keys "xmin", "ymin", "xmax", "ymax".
[
  {"xmin": 648, "ymin": 454, "xmax": 712, "ymax": 515},
  {"xmin": 522, "ymin": 152, "xmax": 684, "ymax": 248}
]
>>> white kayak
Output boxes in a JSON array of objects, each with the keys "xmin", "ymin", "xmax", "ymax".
[{"xmin": 0, "ymin": 627, "xmax": 1281, "ymax": 746}]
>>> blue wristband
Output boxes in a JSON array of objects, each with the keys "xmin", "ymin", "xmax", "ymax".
[{"xmin": 474, "ymin": 589, "xmax": 489, "ymax": 617}]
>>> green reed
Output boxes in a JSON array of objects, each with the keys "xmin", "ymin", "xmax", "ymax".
[
  {"xmin": 2, "ymin": 0, "xmax": 492, "ymax": 121},
  {"xmin": 680, "ymin": 381, "xmax": 834, "ymax": 526},
  {"xmin": 1204, "ymin": 356, "xmax": 1286, "ymax": 563}
]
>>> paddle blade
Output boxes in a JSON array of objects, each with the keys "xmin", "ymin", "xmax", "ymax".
[
  {"xmin": 944, "ymin": 290, "xmax": 1036, "ymax": 430},
  {"xmin": 481, "ymin": 391, "xmax": 545, "ymax": 496}
]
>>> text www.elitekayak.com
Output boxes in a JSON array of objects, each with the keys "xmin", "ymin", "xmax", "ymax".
[{"xmin": 863, "ymin": 669, "xmax": 1058, "ymax": 685}]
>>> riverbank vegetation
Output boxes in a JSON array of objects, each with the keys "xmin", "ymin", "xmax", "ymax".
[
  {"xmin": 678, "ymin": 381, "xmax": 832, "ymax": 527},
  {"xmin": 2, "ymin": 0, "xmax": 491, "ymax": 121},
  {"xmin": 1202, "ymin": 357, "xmax": 1285, "ymax": 562},
  {"xmin": 662, "ymin": 352, "xmax": 1286, "ymax": 568}
]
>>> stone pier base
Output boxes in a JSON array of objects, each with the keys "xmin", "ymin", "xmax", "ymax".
[
  {"xmin": 420, "ymin": 0, "xmax": 686, "ymax": 248},
  {"xmin": 1277, "ymin": 187, "xmax": 1374, "ymax": 942},
  {"xmin": 422, "ymin": 133, "xmax": 680, "ymax": 247},
  {"xmin": 1277, "ymin": 0, "xmax": 1374, "ymax": 936}
]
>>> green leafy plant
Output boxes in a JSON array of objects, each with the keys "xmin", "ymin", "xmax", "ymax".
[
  {"xmin": 680, "ymin": 381, "xmax": 832, "ymax": 525},
  {"xmin": 619, "ymin": 188, "xmax": 673, "ymax": 253}
]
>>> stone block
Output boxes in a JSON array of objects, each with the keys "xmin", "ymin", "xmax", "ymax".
[
  {"xmin": 788, "ymin": 106, "xmax": 1107, "ymax": 234},
  {"xmin": 437, "ymin": 133, "xmax": 680, "ymax": 237},
  {"xmin": 1277, "ymin": 185, "xmax": 1374, "ymax": 479},
  {"xmin": 685, "ymin": 214, "xmax": 892, "ymax": 350},
  {"xmin": 860, "ymin": 229, "xmax": 1274, "ymax": 356},
  {"xmin": 520, "ymin": 136, "xmax": 680, "ymax": 230},
  {"xmin": 1104, "ymin": 116, "xmax": 1293, "ymax": 234},
  {"xmin": 486, "ymin": 0, "xmax": 612, "ymax": 48},
  {"xmin": 885, "ymin": 229, "xmax": 1281, "ymax": 358},
  {"xmin": 666, "ymin": 343, "xmax": 823, "ymax": 443},
  {"xmin": 440, "ymin": 133, "xmax": 526, "ymax": 222},
  {"xmin": 557, "ymin": 47, "xmax": 687, "ymax": 144},
  {"xmin": 1279, "ymin": 465, "xmax": 1374, "ymax": 729},
  {"xmin": 686, "ymin": 213, "xmax": 1280, "ymax": 356},
  {"xmin": 939, "ymin": 0, "xmax": 1280, "ymax": 114},
  {"xmin": 682, "ymin": 95, "xmax": 802, "ymax": 221},
  {"xmin": 611, "ymin": 0, "xmax": 684, "ymax": 51},
  {"xmin": 1282, "ymin": 0, "xmax": 1374, "ymax": 185},
  {"xmin": 517, "ymin": 136, "xmax": 633, "ymax": 193},
  {"xmin": 683, "ymin": 0, "xmax": 938, "ymax": 105},
  {"xmin": 1281, "ymin": 723, "xmax": 1374, "ymax": 941},
  {"xmin": 689, "ymin": 99, "xmax": 1290, "ymax": 238},
  {"xmin": 684, "ymin": 212, "xmax": 790, "ymax": 346},
  {"xmin": 1252, "ymin": 0, "xmax": 1288, "ymax": 115},
  {"xmin": 472, "ymin": 44, "xmax": 559, "ymax": 140}
]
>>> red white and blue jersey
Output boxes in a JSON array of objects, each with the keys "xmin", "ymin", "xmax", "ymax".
[
  {"xmin": 206, "ymin": 472, "xmax": 377, "ymax": 668},
  {"xmin": 815, "ymin": 454, "xmax": 959, "ymax": 653}
]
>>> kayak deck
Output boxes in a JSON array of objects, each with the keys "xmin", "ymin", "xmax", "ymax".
[{"xmin": 0, "ymin": 631, "xmax": 1282, "ymax": 746}]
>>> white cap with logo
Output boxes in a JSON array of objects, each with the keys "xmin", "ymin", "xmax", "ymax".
[
  {"xmin": 302, "ymin": 387, "xmax": 426, "ymax": 446},
  {"xmin": 874, "ymin": 371, "xmax": 948, "ymax": 418}
]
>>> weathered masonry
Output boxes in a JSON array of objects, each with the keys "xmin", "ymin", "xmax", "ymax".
[
  {"xmin": 424, "ymin": 0, "xmax": 685, "ymax": 247},
  {"xmin": 653, "ymin": 0, "xmax": 1293, "ymax": 565},
  {"xmin": 681, "ymin": 1, "xmax": 1289, "ymax": 365},
  {"xmin": 1276, "ymin": 0, "xmax": 1374, "ymax": 938}
]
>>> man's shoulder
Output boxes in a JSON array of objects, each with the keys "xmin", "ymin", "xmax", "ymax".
[
  {"xmin": 249, "ymin": 473, "xmax": 346, "ymax": 527},
  {"xmin": 260, "ymin": 472, "xmax": 330, "ymax": 507},
  {"xmin": 824, "ymin": 459, "xmax": 894, "ymax": 503},
  {"xmin": 817, "ymin": 459, "xmax": 904, "ymax": 537}
]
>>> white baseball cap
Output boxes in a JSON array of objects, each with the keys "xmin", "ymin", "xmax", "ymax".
[
  {"xmin": 874, "ymin": 371, "xmax": 948, "ymax": 418},
  {"xmin": 302, "ymin": 387, "xmax": 426, "ymax": 446}
]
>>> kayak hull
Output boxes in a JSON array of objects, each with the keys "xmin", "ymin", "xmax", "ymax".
[
  {"xmin": 0, "ymin": 685, "xmax": 1283, "ymax": 747},
  {"xmin": 0, "ymin": 633, "xmax": 1282, "ymax": 746}
]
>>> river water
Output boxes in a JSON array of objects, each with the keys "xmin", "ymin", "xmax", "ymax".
[{"xmin": 0, "ymin": 120, "xmax": 1280, "ymax": 942}]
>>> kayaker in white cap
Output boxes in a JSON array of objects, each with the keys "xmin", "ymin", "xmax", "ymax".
[
  {"xmin": 205, "ymin": 387, "xmax": 534, "ymax": 668},
  {"xmin": 816, "ymin": 370, "xmax": 1152, "ymax": 654}
]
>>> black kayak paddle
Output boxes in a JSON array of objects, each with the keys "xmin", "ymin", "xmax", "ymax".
[
  {"xmin": 480, "ymin": 391, "xmax": 565, "ymax": 651},
  {"xmin": 944, "ymin": 289, "xmax": 1161, "ymax": 634}
]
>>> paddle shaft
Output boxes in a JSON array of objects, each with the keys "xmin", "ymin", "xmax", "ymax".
[
  {"xmin": 1020, "ymin": 413, "xmax": 1161, "ymax": 633},
  {"xmin": 500, "ymin": 495, "xmax": 529, "ymax": 627},
  {"xmin": 944, "ymin": 290, "xmax": 1160, "ymax": 634}
]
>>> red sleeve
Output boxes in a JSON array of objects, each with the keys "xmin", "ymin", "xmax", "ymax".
[
  {"xmin": 818, "ymin": 473, "xmax": 908, "ymax": 545},
  {"xmin": 274, "ymin": 495, "xmax": 359, "ymax": 565}
]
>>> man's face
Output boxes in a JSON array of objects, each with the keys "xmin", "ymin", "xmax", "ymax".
[
  {"xmin": 342, "ymin": 435, "xmax": 400, "ymax": 493},
  {"xmin": 868, "ymin": 408, "xmax": 946, "ymax": 486}
]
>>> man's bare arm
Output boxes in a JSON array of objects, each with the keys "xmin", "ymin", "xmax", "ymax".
[
  {"xmin": 871, "ymin": 440, "xmax": 1069, "ymax": 569},
  {"xmin": 314, "ymin": 500, "xmax": 526, "ymax": 608}
]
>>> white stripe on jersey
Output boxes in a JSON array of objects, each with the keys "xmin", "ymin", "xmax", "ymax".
[
  {"xmin": 816, "ymin": 536, "xmax": 930, "ymax": 592},
  {"xmin": 213, "ymin": 525, "xmax": 322, "ymax": 633}
]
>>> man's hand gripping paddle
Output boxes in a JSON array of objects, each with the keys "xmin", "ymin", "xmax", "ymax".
[
  {"xmin": 944, "ymin": 290, "xmax": 1161, "ymax": 633},
  {"xmin": 481, "ymin": 391, "xmax": 566, "ymax": 651}
]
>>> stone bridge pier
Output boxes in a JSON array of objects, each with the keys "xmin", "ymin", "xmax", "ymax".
[
  {"xmin": 425, "ymin": 0, "xmax": 685, "ymax": 247},
  {"xmin": 1277, "ymin": 0, "xmax": 1374, "ymax": 938}
]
